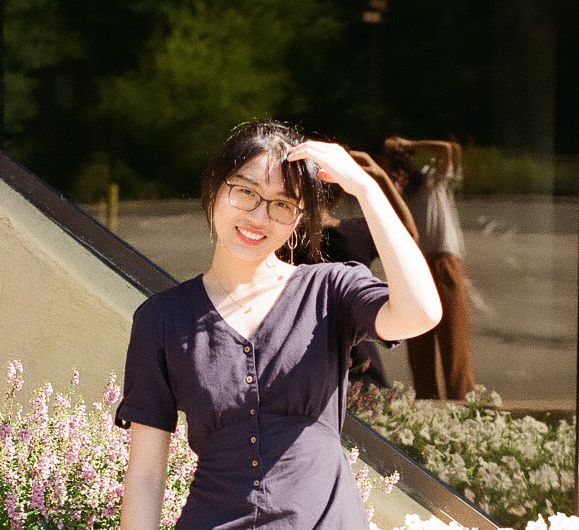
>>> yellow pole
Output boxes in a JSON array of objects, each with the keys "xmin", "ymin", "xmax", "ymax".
[
  {"xmin": 107, "ymin": 183, "xmax": 119, "ymax": 233},
  {"xmin": 97, "ymin": 198, "xmax": 107, "ymax": 225}
]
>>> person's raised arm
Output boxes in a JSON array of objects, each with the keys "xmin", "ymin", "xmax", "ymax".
[
  {"xmin": 121, "ymin": 423, "xmax": 171, "ymax": 530},
  {"xmin": 451, "ymin": 142, "xmax": 463, "ymax": 183},
  {"xmin": 287, "ymin": 142, "xmax": 442, "ymax": 341},
  {"xmin": 387, "ymin": 137, "xmax": 453, "ymax": 181}
]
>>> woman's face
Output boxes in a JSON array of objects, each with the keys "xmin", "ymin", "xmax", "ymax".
[{"xmin": 212, "ymin": 152, "xmax": 302, "ymax": 264}]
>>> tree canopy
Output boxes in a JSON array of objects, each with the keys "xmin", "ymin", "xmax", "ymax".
[{"xmin": 4, "ymin": 0, "xmax": 578, "ymax": 200}]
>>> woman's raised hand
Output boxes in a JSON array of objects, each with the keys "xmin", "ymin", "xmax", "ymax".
[{"xmin": 287, "ymin": 141, "xmax": 373, "ymax": 197}]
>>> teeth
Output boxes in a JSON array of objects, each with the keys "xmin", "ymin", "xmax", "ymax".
[{"xmin": 238, "ymin": 227, "xmax": 265, "ymax": 241}]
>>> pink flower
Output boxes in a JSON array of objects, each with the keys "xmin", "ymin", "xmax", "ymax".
[
  {"xmin": 5, "ymin": 360, "xmax": 24, "ymax": 395},
  {"xmin": 6, "ymin": 360, "xmax": 23, "ymax": 381},
  {"xmin": 356, "ymin": 467, "xmax": 369, "ymax": 481},
  {"xmin": 16, "ymin": 427, "xmax": 31, "ymax": 445},
  {"xmin": 102, "ymin": 375, "xmax": 121, "ymax": 408},
  {"xmin": 348, "ymin": 447, "xmax": 359, "ymax": 467},
  {"xmin": 382, "ymin": 471, "xmax": 400, "ymax": 494},
  {"xmin": 7, "ymin": 363, "xmax": 17, "ymax": 380},
  {"xmin": 0, "ymin": 422, "xmax": 11, "ymax": 441},
  {"xmin": 358, "ymin": 482, "xmax": 372, "ymax": 502},
  {"xmin": 43, "ymin": 382, "xmax": 53, "ymax": 398},
  {"xmin": 30, "ymin": 480, "xmax": 48, "ymax": 519},
  {"xmin": 5, "ymin": 492, "xmax": 20, "ymax": 526},
  {"xmin": 55, "ymin": 394, "xmax": 71, "ymax": 410}
]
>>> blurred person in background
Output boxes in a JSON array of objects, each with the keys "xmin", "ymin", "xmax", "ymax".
[{"xmin": 384, "ymin": 137, "xmax": 475, "ymax": 400}]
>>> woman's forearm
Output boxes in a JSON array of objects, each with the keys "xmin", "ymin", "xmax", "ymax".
[
  {"xmin": 121, "ymin": 469, "xmax": 167, "ymax": 530},
  {"xmin": 353, "ymin": 178, "xmax": 442, "ymax": 340},
  {"xmin": 120, "ymin": 423, "xmax": 171, "ymax": 530}
]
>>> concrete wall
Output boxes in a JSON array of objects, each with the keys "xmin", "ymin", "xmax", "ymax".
[{"xmin": 0, "ymin": 179, "xmax": 146, "ymax": 404}]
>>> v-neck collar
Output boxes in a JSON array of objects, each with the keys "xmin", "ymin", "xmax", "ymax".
[{"xmin": 197, "ymin": 265, "xmax": 306, "ymax": 342}]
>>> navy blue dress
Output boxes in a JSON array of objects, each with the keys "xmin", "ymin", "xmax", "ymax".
[{"xmin": 115, "ymin": 262, "xmax": 398, "ymax": 529}]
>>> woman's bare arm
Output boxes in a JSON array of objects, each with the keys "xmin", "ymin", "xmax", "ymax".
[
  {"xmin": 288, "ymin": 142, "xmax": 442, "ymax": 341},
  {"xmin": 121, "ymin": 423, "xmax": 172, "ymax": 530}
]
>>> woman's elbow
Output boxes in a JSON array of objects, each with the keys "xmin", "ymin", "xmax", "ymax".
[
  {"xmin": 424, "ymin": 300, "xmax": 443, "ymax": 330},
  {"xmin": 376, "ymin": 300, "xmax": 442, "ymax": 340}
]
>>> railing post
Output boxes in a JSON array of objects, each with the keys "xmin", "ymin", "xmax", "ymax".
[{"xmin": 107, "ymin": 183, "xmax": 119, "ymax": 233}]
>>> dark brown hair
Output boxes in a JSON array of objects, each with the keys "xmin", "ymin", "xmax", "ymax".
[
  {"xmin": 383, "ymin": 144, "xmax": 425, "ymax": 195},
  {"xmin": 201, "ymin": 119, "xmax": 327, "ymax": 263}
]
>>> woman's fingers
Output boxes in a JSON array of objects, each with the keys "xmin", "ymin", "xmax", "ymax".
[
  {"xmin": 288, "ymin": 141, "xmax": 370, "ymax": 193},
  {"xmin": 317, "ymin": 169, "xmax": 334, "ymax": 182}
]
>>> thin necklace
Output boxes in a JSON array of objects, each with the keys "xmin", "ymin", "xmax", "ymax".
[{"xmin": 212, "ymin": 275, "xmax": 253, "ymax": 314}]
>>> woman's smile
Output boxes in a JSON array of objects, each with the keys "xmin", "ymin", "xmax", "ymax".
[{"xmin": 236, "ymin": 225, "xmax": 266, "ymax": 245}]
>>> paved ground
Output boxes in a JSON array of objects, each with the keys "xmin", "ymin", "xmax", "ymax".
[{"xmin": 90, "ymin": 195, "xmax": 579, "ymax": 405}]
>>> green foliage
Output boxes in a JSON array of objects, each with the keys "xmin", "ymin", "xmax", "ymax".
[
  {"xmin": 3, "ymin": 1, "xmax": 577, "ymax": 200},
  {"xmin": 97, "ymin": 0, "xmax": 343, "ymax": 199},
  {"xmin": 462, "ymin": 147, "xmax": 579, "ymax": 196},
  {"xmin": 4, "ymin": 0, "xmax": 83, "ymax": 165}
]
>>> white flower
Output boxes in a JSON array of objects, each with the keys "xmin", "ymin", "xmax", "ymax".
[
  {"xmin": 507, "ymin": 505, "xmax": 527, "ymax": 517},
  {"xmin": 547, "ymin": 513, "xmax": 579, "ymax": 530},
  {"xmin": 404, "ymin": 513, "xmax": 424, "ymax": 526},
  {"xmin": 559, "ymin": 470, "xmax": 574, "ymax": 489},
  {"xmin": 501, "ymin": 455, "xmax": 521, "ymax": 472},
  {"xmin": 528, "ymin": 465, "xmax": 560, "ymax": 491},
  {"xmin": 463, "ymin": 488, "xmax": 475, "ymax": 503},
  {"xmin": 399, "ymin": 428, "xmax": 415, "ymax": 446}
]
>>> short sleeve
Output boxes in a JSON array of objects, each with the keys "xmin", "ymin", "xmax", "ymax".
[
  {"xmin": 330, "ymin": 262, "xmax": 400, "ymax": 349},
  {"xmin": 115, "ymin": 297, "xmax": 178, "ymax": 432}
]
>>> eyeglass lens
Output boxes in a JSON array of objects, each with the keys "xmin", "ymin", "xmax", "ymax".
[{"xmin": 229, "ymin": 186, "xmax": 298, "ymax": 224}]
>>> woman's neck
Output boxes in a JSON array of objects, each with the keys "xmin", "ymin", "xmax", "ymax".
[{"xmin": 206, "ymin": 248, "xmax": 290, "ymax": 289}]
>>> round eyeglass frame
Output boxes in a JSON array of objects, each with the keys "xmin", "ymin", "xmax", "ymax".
[{"xmin": 224, "ymin": 180, "xmax": 303, "ymax": 225}]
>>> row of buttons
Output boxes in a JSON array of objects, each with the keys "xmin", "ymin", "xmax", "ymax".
[{"xmin": 243, "ymin": 342, "xmax": 261, "ymax": 490}]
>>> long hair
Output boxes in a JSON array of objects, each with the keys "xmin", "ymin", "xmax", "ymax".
[{"xmin": 201, "ymin": 119, "xmax": 327, "ymax": 263}]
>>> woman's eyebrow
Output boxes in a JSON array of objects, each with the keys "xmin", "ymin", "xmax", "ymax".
[{"xmin": 230, "ymin": 174, "xmax": 259, "ymax": 187}]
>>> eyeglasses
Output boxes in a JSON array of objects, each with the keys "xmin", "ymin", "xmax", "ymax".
[{"xmin": 224, "ymin": 181, "xmax": 303, "ymax": 225}]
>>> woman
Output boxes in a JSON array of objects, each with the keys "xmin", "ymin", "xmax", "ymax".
[
  {"xmin": 115, "ymin": 120, "xmax": 441, "ymax": 529},
  {"xmin": 384, "ymin": 137, "xmax": 475, "ymax": 400}
]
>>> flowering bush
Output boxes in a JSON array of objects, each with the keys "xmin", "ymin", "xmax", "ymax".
[
  {"xmin": 394, "ymin": 512, "xmax": 579, "ymax": 530},
  {"xmin": 0, "ymin": 361, "xmax": 397, "ymax": 529},
  {"xmin": 348, "ymin": 381, "xmax": 575, "ymax": 529},
  {"xmin": 347, "ymin": 445, "xmax": 401, "ymax": 526}
]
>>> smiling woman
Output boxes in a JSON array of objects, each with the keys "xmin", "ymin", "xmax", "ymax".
[{"xmin": 114, "ymin": 118, "xmax": 442, "ymax": 530}]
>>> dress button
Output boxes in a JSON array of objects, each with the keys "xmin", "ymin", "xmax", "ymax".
[
  {"xmin": 253, "ymin": 480, "xmax": 260, "ymax": 487},
  {"xmin": 250, "ymin": 436, "xmax": 257, "ymax": 444},
  {"xmin": 252, "ymin": 460, "xmax": 259, "ymax": 467},
  {"xmin": 243, "ymin": 346, "xmax": 251, "ymax": 353},
  {"xmin": 246, "ymin": 375, "xmax": 254, "ymax": 384},
  {"xmin": 250, "ymin": 409, "xmax": 256, "ymax": 416}
]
